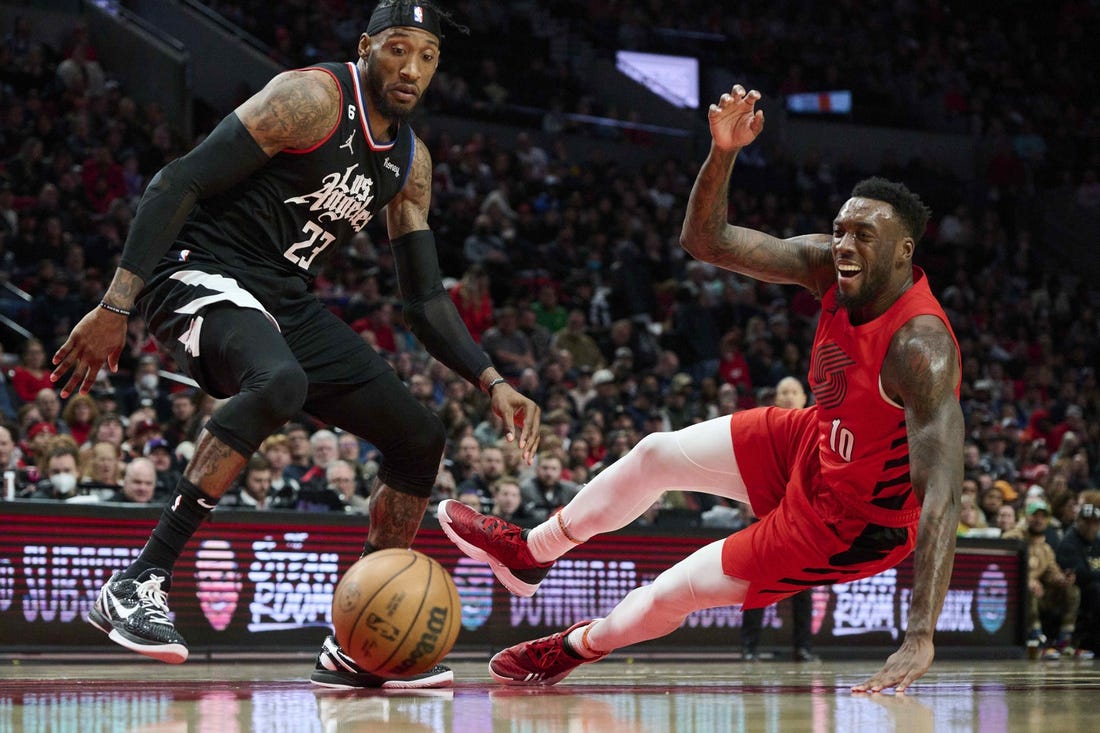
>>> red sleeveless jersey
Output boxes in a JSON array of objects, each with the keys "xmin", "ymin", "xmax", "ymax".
[{"xmin": 807, "ymin": 267, "xmax": 960, "ymax": 526}]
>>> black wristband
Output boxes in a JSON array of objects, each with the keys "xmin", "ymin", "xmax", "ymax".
[
  {"xmin": 485, "ymin": 377, "xmax": 507, "ymax": 396},
  {"xmin": 99, "ymin": 301, "xmax": 132, "ymax": 317}
]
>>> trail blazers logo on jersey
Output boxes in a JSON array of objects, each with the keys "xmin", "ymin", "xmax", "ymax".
[
  {"xmin": 284, "ymin": 164, "xmax": 375, "ymax": 231},
  {"xmin": 813, "ymin": 342, "xmax": 856, "ymax": 409}
]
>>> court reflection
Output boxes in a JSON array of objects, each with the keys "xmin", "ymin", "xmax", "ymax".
[{"xmin": 2, "ymin": 661, "xmax": 1099, "ymax": 733}]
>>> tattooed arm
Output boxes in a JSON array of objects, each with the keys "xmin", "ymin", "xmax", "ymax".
[
  {"xmin": 51, "ymin": 70, "xmax": 340, "ymax": 397},
  {"xmin": 854, "ymin": 315, "xmax": 964, "ymax": 693},
  {"xmin": 680, "ymin": 84, "xmax": 835, "ymax": 296}
]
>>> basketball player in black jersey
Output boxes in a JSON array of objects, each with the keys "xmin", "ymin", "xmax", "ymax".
[{"xmin": 50, "ymin": 1, "xmax": 540, "ymax": 688}]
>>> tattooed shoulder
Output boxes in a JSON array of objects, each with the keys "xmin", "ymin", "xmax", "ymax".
[
  {"xmin": 239, "ymin": 70, "xmax": 340, "ymax": 155},
  {"xmin": 885, "ymin": 315, "xmax": 959, "ymax": 411}
]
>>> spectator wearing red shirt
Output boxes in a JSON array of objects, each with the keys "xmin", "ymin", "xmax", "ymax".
[
  {"xmin": 10, "ymin": 338, "xmax": 52, "ymax": 403},
  {"xmin": 60, "ymin": 393, "xmax": 98, "ymax": 447},
  {"xmin": 448, "ymin": 264, "xmax": 494, "ymax": 343},
  {"xmin": 1048, "ymin": 405, "xmax": 1086, "ymax": 456},
  {"xmin": 81, "ymin": 144, "xmax": 126, "ymax": 214},
  {"xmin": 350, "ymin": 300, "xmax": 397, "ymax": 354},
  {"xmin": 717, "ymin": 330, "xmax": 753, "ymax": 406}
]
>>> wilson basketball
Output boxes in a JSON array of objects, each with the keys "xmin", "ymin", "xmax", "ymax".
[{"xmin": 331, "ymin": 548, "xmax": 461, "ymax": 677}]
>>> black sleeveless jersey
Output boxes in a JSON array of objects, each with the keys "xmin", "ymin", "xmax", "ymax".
[{"xmin": 170, "ymin": 61, "xmax": 414, "ymax": 283}]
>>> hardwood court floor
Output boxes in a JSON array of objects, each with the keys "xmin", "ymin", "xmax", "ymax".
[{"xmin": 2, "ymin": 655, "xmax": 1099, "ymax": 732}]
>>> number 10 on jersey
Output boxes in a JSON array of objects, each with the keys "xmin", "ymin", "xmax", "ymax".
[{"xmin": 829, "ymin": 418, "xmax": 855, "ymax": 462}]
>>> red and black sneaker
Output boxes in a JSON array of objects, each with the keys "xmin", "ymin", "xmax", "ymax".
[
  {"xmin": 489, "ymin": 621, "xmax": 605, "ymax": 686},
  {"xmin": 436, "ymin": 499, "xmax": 553, "ymax": 596}
]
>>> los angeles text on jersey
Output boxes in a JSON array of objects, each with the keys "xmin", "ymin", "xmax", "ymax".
[{"xmin": 284, "ymin": 163, "xmax": 376, "ymax": 232}]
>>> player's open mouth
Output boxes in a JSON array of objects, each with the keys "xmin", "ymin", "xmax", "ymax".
[{"xmin": 836, "ymin": 262, "xmax": 862, "ymax": 280}]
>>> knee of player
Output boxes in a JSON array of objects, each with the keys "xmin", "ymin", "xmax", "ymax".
[
  {"xmin": 631, "ymin": 431, "xmax": 673, "ymax": 467},
  {"xmin": 409, "ymin": 412, "xmax": 446, "ymax": 459},
  {"xmin": 260, "ymin": 361, "xmax": 309, "ymax": 414}
]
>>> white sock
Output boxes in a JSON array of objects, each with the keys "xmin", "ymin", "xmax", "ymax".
[
  {"xmin": 527, "ymin": 510, "xmax": 584, "ymax": 564},
  {"xmin": 565, "ymin": 620, "xmax": 606, "ymax": 659},
  {"xmin": 527, "ymin": 421, "xmax": 748, "ymax": 564},
  {"xmin": 583, "ymin": 539, "xmax": 747, "ymax": 653}
]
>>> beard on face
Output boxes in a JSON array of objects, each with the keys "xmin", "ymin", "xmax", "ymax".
[
  {"xmin": 836, "ymin": 251, "xmax": 895, "ymax": 313},
  {"xmin": 366, "ymin": 59, "xmax": 417, "ymax": 122}
]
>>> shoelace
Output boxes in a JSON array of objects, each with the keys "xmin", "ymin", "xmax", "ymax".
[
  {"xmin": 134, "ymin": 575, "xmax": 173, "ymax": 624},
  {"xmin": 526, "ymin": 633, "xmax": 569, "ymax": 670},
  {"xmin": 476, "ymin": 512, "xmax": 519, "ymax": 540}
]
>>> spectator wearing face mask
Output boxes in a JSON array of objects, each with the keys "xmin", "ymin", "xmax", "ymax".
[
  {"xmin": 27, "ymin": 438, "xmax": 82, "ymax": 501},
  {"xmin": 119, "ymin": 354, "xmax": 171, "ymax": 422}
]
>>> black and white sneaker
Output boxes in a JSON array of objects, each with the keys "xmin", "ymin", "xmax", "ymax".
[
  {"xmin": 86, "ymin": 568, "xmax": 188, "ymax": 664},
  {"xmin": 310, "ymin": 635, "xmax": 454, "ymax": 689}
]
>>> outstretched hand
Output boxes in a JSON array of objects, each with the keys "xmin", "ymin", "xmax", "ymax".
[
  {"xmin": 851, "ymin": 635, "xmax": 934, "ymax": 694},
  {"xmin": 50, "ymin": 308, "xmax": 127, "ymax": 398},
  {"xmin": 489, "ymin": 382, "xmax": 542, "ymax": 464},
  {"xmin": 709, "ymin": 84, "xmax": 765, "ymax": 153}
]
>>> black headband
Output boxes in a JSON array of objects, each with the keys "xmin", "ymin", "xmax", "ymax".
[{"xmin": 367, "ymin": 2, "xmax": 442, "ymax": 41}]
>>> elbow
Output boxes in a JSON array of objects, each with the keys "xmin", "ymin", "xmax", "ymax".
[
  {"xmin": 402, "ymin": 301, "xmax": 428, "ymax": 338},
  {"xmin": 679, "ymin": 230, "xmax": 704, "ymax": 260},
  {"xmin": 147, "ymin": 158, "xmax": 201, "ymax": 200}
]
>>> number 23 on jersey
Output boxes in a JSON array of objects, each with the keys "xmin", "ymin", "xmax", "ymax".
[{"xmin": 283, "ymin": 220, "xmax": 335, "ymax": 271}]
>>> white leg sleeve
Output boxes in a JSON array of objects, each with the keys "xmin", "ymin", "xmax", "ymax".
[
  {"xmin": 584, "ymin": 539, "xmax": 747, "ymax": 653},
  {"xmin": 563, "ymin": 416, "xmax": 748, "ymax": 541}
]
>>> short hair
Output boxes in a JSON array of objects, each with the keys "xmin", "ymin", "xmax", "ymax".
[
  {"xmin": 310, "ymin": 429, "xmax": 338, "ymax": 448},
  {"xmin": 850, "ymin": 177, "xmax": 932, "ymax": 243},
  {"xmin": 326, "ymin": 459, "xmax": 357, "ymax": 480},
  {"xmin": 124, "ymin": 457, "xmax": 156, "ymax": 481},
  {"xmin": 536, "ymin": 451, "xmax": 561, "ymax": 466},
  {"xmin": 244, "ymin": 453, "xmax": 271, "ymax": 477},
  {"xmin": 47, "ymin": 439, "xmax": 80, "ymax": 464},
  {"xmin": 490, "ymin": 475, "xmax": 521, "ymax": 495}
]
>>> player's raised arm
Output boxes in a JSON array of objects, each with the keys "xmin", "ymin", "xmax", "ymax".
[
  {"xmin": 386, "ymin": 137, "xmax": 542, "ymax": 461},
  {"xmin": 854, "ymin": 314, "xmax": 963, "ymax": 693},
  {"xmin": 680, "ymin": 85, "xmax": 834, "ymax": 296}
]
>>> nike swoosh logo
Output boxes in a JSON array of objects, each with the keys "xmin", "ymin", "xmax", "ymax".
[
  {"xmin": 197, "ymin": 498, "xmax": 216, "ymax": 510},
  {"xmin": 105, "ymin": 587, "xmax": 140, "ymax": 620}
]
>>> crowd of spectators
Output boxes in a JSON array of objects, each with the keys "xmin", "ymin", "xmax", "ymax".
[
  {"xmin": 195, "ymin": 1, "xmax": 1100, "ymax": 161},
  {"xmin": 1, "ymin": 6, "xmax": 1099, "ymax": 653}
]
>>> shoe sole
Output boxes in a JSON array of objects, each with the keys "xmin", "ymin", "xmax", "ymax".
[
  {"xmin": 86, "ymin": 608, "xmax": 189, "ymax": 664},
  {"xmin": 310, "ymin": 668, "xmax": 454, "ymax": 689},
  {"xmin": 436, "ymin": 501, "xmax": 541, "ymax": 597}
]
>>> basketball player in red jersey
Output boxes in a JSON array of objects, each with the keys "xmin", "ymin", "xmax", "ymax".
[{"xmin": 438, "ymin": 84, "xmax": 963, "ymax": 693}]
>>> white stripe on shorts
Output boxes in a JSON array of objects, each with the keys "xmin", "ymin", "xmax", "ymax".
[{"xmin": 168, "ymin": 270, "xmax": 281, "ymax": 358}]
